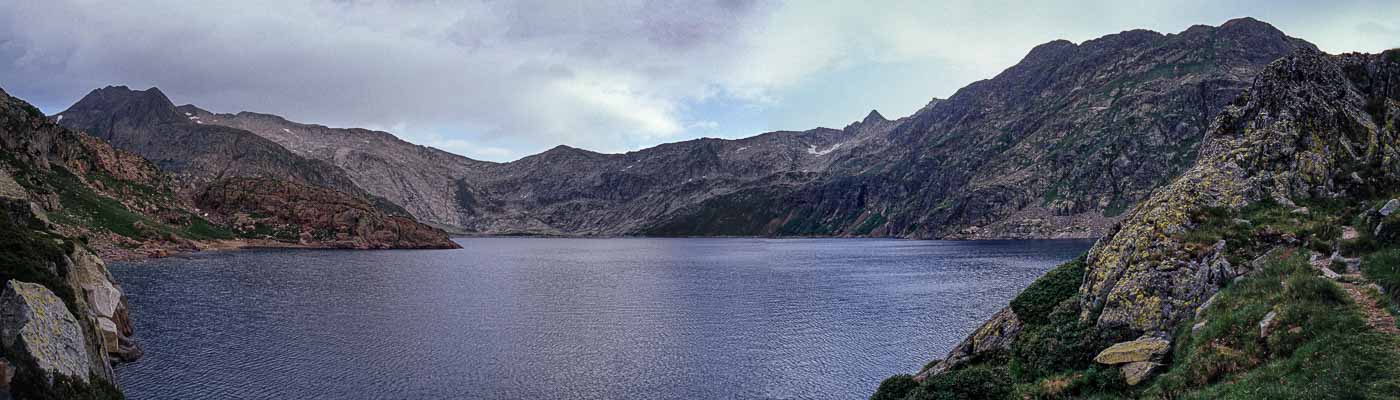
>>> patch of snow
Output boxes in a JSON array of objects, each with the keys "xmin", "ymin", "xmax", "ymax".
[
  {"xmin": 188, "ymin": 115, "xmax": 200, "ymax": 120},
  {"xmin": 807, "ymin": 143, "xmax": 841, "ymax": 156},
  {"xmin": 55, "ymin": 115, "xmax": 62, "ymax": 122},
  {"xmin": 184, "ymin": 112, "xmax": 192, "ymax": 116},
  {"xmin": 735, "ymin": 146, "xmax": 749, "ymax": 152},
  {"xmin": 195, "ymin": 120, "xmax": 203, "ymax": 124},
  {"xmin": 282, "ymin": 128, "xmax": 292, "ymax": 134}
]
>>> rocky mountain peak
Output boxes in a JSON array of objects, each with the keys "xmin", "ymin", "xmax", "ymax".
[
  {"xmin": 862, "ymin": 109, "xmax": 886, "ymax": 124},
  {"xmin": 62, "ymin": 85, "xmax": 183, "ymax": 125}
]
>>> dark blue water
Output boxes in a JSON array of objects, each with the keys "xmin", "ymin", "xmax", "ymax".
[{"xmin": 110, "ymin": 238, "xmax": 1089, "ymax": 400}]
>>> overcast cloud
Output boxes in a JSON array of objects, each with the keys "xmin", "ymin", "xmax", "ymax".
[{"xmin": 2, "ymin": 0, "xmax": 1397, "ymax": 161}]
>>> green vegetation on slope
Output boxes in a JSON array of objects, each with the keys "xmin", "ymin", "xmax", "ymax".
[
  {"xmin": 1148, "ymin": 252, "xmax": 1400, "ymax": 399},
  {"xmin": 874, "ymin": 198, "xmax": 1400, "ymax": 400},
  {"xmin": 3, "ymin": 156, "xmax": 233, "ymax": 243}
]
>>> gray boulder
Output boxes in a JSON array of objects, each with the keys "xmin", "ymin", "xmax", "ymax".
[
  {"xmin": 0, "ymin": 280, "xmax": 92, "ymax": 383},
  {"xmin": 1380, "ymin": 199, "xmax": 1400, "ymax": 217}
]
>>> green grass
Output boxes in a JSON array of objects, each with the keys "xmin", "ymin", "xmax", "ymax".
[
  {"xmin": 1180, "ymin": 198, "xmax": 1354, "ymax": 264},
  {"xmin": 180, "ymin": 216, "xmax": 235, "ymax": 240},
  {"xmin": 876, "ymin": 196, "xmax": 1400, "ymax": 400},
  {"xmin": 0, "ymin": 211, "xmax": 81, "ymax": 316},
  {"xmin": 44, "ymin": 167, "xmax": 153, "ymax": 239},
  {"xmin": 1145, "ymin": 251, "xmax": 1400, "ymax": 399},
  {"xmin": 1364, "ymin": 250, "xmax": 1400, "ymax": 305}
]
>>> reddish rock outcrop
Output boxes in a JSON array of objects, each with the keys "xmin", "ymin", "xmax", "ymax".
[{"xmin": 197, "ymin": 177, "xmax": 459, "ymax": 249}]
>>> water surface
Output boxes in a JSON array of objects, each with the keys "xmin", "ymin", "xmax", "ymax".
[{"xmin": 111, "ymin": 238, "xmax": 1090, "ymax": 399}]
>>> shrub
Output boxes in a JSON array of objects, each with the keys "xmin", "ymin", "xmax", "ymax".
[
  {"xmin": 1010, "ymin": 257, "xmax": 1086, "ymax": 325},
  {"xmin": 871, "ymin": 374, "xmax": 918, "ymax": 400},
  {"xmin": 911, "ymin": 366, "xmax": 1013, "ymax": 400}
]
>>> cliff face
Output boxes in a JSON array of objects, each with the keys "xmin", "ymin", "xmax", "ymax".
[
  {"xmin": 196, "ymin": 177, "xmax": 458, "ymax": 249},
  {"xmin": 884, "ymin": 49, "xmax": 1400, "ymax": 399}
]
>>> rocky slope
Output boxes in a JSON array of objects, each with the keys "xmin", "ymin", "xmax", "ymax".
[
  {"xmin": 55, "ymin": 87, "xmax": 359, "ymax": 196},
  {"xmin": 196, "ymin": 177, "xmax": 458, "ymax": 249},
  {"xmin": 877, "ymin": 48, "xmax": 1400, "ymax": 399},
  {"xmin": 176, "ymin": 106, "xmax": 492, "ymax": 232},
  {"xmin": 45, "ymin": 86, "xmax": 457, "ymax": 251},
  {"xmin": 0, "ymin": 88, "xmax": 137, "ymax": 398},
  {"xmin": 182, "ymin": 101, "xmax": 868, "ymax": 235},
  {"xmin": 176, "ymin": 18, "xmax": 1313, "ymax": 239},
  {"xmin": 654, "ymin": 17, "xmax": 1316, "ymax": 239}
]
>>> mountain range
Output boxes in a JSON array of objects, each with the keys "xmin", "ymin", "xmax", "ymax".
[{"xmin": 54, "ymin": 18, "xmax": 1314, "ymax": 240}]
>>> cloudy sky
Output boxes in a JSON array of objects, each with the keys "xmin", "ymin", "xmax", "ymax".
[{"xmin": 2, "ymin": 1, "xmax": 1397, "ymax": 161}]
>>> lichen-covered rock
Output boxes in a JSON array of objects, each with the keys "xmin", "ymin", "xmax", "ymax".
[
  {"xmin": 1122, "ymin": 361, "xmax": 1161, "ymax": 385},
  {"xmin": 1093, "ymin": 335, "xmax": 1171, "ymax": 365},
  {"xmin": 0, "ymin": 280, "xmax": 92, "ymax": 383},
  {"xmin": 1078, "ymin": 49, "xmax": 1400, "ymax": 334},
  {"xmin": 915, "ymin": 307, "xmax": 1021, "ymax": 381}
]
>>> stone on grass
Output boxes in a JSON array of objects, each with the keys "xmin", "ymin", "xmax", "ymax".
[
  {"xmin": 1259, "ymin": 310, "xmax": 1279, "ymax": 338},
  {"xmin": 1380, "ymin": 199, "xmax": 1400, "ymax": 217},
  {"xmin": 1122, "ymin": 361, "xmax": 1161, "ymax": 385},
  {"xmin": 1093, "ymin": 335, "xmax": 1170, "ymax": 365}
]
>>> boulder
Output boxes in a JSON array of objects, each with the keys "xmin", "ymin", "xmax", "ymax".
[
  {"xmin": 1093, "ymin": 335, "xmax": 1170, "ymax": 365},
  {"xmin": 1342, "ymin": 226, "xmax": 1360, "ymax": 240},
  {"xmin": 1122, "ymin": 361, "xmax": 1161, "ymax": 385},
  {"xmin": 0, "ymin": 280, "xmax": 92, "ymax": 383},
  {"xmin": 1259, "ymin": 310, "xmax": 1279, "ymax": 338},
  {"xmin": 1319, "ymin": 267, "xmax": 1341, "ymax": 280},
  {"xmin": 1329, "ymin": 252, "xmax": 1361, "ymax": 273},
  {"xmin": 67, "ymin": 245, "xmax": 140, "ymax": 362},
  {"xmin": 916, "ymin": 307, "xmax": 1022, "ymax": 380},
  {"xmin": 1381, "ymin": 199, "xmax": 1400, "ymax": 217},
  {"xmin": 1191, "ymin": 320, "xmax": 1208, "ymax": 334}
]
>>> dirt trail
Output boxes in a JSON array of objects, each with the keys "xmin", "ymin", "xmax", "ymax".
[
  {"xmin": 1339, "ymin": 278, "xmax": 1400, "ymax": 335},
  {"xmin": 1312, "ymin": 246, "xmax": 1399, "ymax": 335}
]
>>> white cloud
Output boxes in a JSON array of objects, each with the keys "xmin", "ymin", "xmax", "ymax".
[{"xmin": 1, "ymin": 1, "xmax": 1395, "ymax": 162}]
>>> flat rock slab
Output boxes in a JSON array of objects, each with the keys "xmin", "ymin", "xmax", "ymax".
[
  {"xmin": 1094, "ymin": 336, "xmax": 1170, "ymax": 365},
  {"xmin": 1122, "ymin": 361, "xmax": 1161, "ymax": 385}
]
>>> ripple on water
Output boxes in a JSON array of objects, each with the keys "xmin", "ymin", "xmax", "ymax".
[{"xmin": 111, "ymin": 238, "xmax": 1090, "ymax": 400}]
